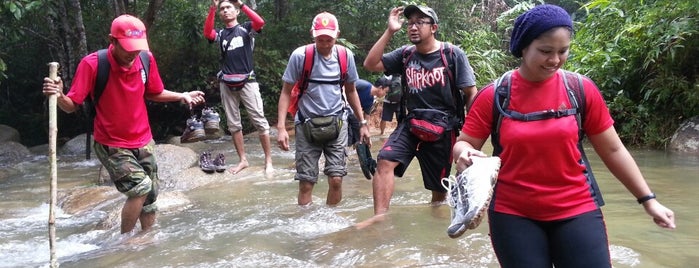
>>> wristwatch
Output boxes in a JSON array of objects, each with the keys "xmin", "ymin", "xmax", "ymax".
[{"xmin": 360, "ymin": 119, "xmax": 368, "ymax": 126}]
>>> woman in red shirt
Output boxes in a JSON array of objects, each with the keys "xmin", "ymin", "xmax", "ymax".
[{"xmin": 452, "ymin": 4, "xmax": 675, "ymax": 267}]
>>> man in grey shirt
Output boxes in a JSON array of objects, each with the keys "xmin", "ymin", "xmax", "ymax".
[{"xmin": 276, "ymin": 12, "xmax": 370, "ymax": 206}]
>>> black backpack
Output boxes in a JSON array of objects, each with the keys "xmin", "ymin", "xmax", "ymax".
[
  {"xmin": 490, "ymin": 69, "xmax": 604, "ymax": 206},
  {"xmin": 384, "ymin": 74, "xmax": 403, "ymax": 103},
  {"xmin": 82, "ymin": 49, "xmax": 150, "ymax": 159}
]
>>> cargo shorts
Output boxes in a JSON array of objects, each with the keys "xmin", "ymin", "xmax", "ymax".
[
  {"xmin": 294, "ymin": 116, "xmax": 349, "ymax": 183},
  {"xmin": 94, "ymin": 140, "xmax": 159, "ymax": 213}
]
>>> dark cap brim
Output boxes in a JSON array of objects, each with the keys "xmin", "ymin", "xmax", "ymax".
[{"xmin": 403, "ymin": 5, "xmax": 438, "ymax": 24}]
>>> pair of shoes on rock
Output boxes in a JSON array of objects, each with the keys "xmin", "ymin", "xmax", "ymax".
[
  {"xmin": 181, "ymin": 115, "xmax": 206, "ymax": 143},
  {"xmin": 200, "ymin": 151, "xmax": 225, "ymax": 173}
]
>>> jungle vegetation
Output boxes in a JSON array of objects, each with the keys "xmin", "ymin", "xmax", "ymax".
[{"xmin": 1, "ymin": 0, "xmax": 697, "ymax": 149}]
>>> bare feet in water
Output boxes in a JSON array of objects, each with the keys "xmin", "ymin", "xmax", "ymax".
[
  {"xmin": 229, "ymin": 160, "xmax": 249, "ymax": 174},
  {"xmin": 354, "ymin": 214, "xmax": 387, "ymax": 230},
  {"xmin": 264, "ymin": 162, "xmax": 274, "ymax": 175}
]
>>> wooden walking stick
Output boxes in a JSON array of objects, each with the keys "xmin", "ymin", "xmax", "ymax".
[{"xmin": 47, "ymin": 62, "xmax": 59, "ymax": 268}]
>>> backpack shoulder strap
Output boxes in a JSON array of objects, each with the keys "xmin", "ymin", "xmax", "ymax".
[
  {"xmin": 397, "ymin": 45, "xmax": 417, "ymax": 123},
  {"xmin": 138, "ymin": 50, "xmax": 150, "ymax": 86},
  {"xmin": 93, "ymin": 49, "xmax": 110, "ymax": 106},
  {"xmin": 401, "ymin": 45, "xmax": 417, "ymax": 67},
  {"xmin": 83, "ymin": 49, "xmax": 110, "ymax": 160},
  {"xmin": 298, "ymin": 44, "xmax": 316, "ymax": 94},
  {"xmin": 560, "ymin": 69, "xmax": 585, "ymax": 139},
  {"xmin": 336, "ymin": 45, "xmax": 348, "ymax": 86},
  {"xmin": 440, "ymin": 42, "xmax": 455, "ymax": 82},
  {"xmin": 440, "ymin": 42, "xmax": 465, "ymax": 128},
  {"xmin": 491, "ymin": 70, "xmax": 515, "ymax": 156}
]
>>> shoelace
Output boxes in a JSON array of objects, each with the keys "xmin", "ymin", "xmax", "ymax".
[{"xmin": 441, "ymin": 174, "xmax": 465, "ymax": 208}]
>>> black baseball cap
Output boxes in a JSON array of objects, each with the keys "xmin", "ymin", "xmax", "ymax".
[{"xmin": 404, "ymin": 5, "xmax": 439, "ymax": 24}]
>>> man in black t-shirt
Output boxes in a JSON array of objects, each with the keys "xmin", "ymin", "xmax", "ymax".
[
  {"xmin": 360, "ymin": 5, "xmax": 478, "ymax": 225},
  {"xmin": 203, "ymin": 0, "xmax": 273, "ymax": 175}
]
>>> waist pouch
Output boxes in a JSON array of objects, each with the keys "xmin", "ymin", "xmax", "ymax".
[
  {"xmin": 219, "ymin": 72, "xmax": 254, "ymax": 90},
  {"xmin": 408, "ymin": 109, "xmax": 451, "ymax": 142},
  {"xmin": 303, "ymin": 115, "xmax": 342, "ymax": 145}
]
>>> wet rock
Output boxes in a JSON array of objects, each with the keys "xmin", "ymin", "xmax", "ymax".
[
  {"xmin": 45, "ymin": 137, "xmax": 266, "ymax": 232},
  {"xmin": 165, "ymin": 166, "xmax": 228, "ymax": 191},
  {"xmin": 0, "ymin": 141, "xmax": 31, "ymax": 168},
  {"xmin": 96, "ymin": 191, "xmax": 192, "ymax": 230},
  {"xmin": 669, "ymin": 116, "xmax": 699, "ymax": 155},
  {"xmin": 58, "ymin": 186, "xmax": 122, "ymax": 215},
  {"xmin": 58, "ymin": 185, "xmax": 193, "ymax": 230},
  {"xmin": 28, "ymin": 144, "xmax": 49, "ymax": 155},
  {"xmin": 58, "ymin": 133, "xmax": 93, "ymax": 157},
  {"xmin": 0, "ymin": 124, "xmax": 20, "ymax": 143},
  {"xmin": 154, "ymin": 144, "xmax": 198, "ymax": 182}
]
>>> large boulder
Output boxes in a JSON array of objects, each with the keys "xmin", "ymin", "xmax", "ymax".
[
  {"xmin": 0, "ymin": 124, "xmax": 20, "ymax": 143},
  {"xmin": 59, "ymin": 133, "xmax": 93, "ymax": 157},
  {"xmin": 669, "ymin": 116, "xmax": 699, "ymax": 155},
  {"xmin": 0, "ymin": 141, "xmax": 31, "ymax": 168},
  {"xmin": 153, "ymin": 144, "xmax": 199, "ymax": 188},
  {"xmin": 96, "ymin": 143, "xmax": 199, "ymax": 187}
]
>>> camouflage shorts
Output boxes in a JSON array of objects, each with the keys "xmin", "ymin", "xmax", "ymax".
[{"xmin": 94, "ymin": 140, "xmax": 159, "ymax": 213}]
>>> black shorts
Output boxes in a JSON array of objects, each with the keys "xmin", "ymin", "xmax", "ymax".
[
  {"xmin": 381, "ymin": 102, "xmax": 400, "ymax": 122},
  {"xmin": 376, "ymin": 122, "xmax": 456, "ymax": 192}
]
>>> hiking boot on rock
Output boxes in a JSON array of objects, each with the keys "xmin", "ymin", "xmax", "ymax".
[
  {"xmin": 200, "ymin": 151, "xmax": 215, "ymax": 173},
  {"xmin": 201, "ymin": 107, "xmax": 221, "ymax": 136},
  {"xmin": 213, "ymin": 153, "xmax": 226, "ymax": 173},
  {"xmin": 181, "ymin": 115, "xmax": 206, "ymax": 143}
]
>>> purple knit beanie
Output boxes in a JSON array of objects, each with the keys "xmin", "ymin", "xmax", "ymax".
[{"xmin": 509, "ymin": 4, "xmax": 573, "ymax": 58}]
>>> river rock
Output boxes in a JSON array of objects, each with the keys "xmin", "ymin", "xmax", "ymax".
[
  {"xmin": 154, "ymin": 143, "xmax": 198, "ymax": 181},
  {"xmin": 0, "ymin": 141, "xmax": 31, "ymax": 168},
  {"xmin": 0, "ymin": 124, "xmax": 20, "ymax": 143},
  {"xmin": 669, "ymin": 115, "xmax": 699, "ymax": 155},
  {"xmin": 96, "ymin": 191, "xmax": 193, "ymax": 230},
  {"xmin": 58, "ymin": 133, "xmax": 93, "ymax": 157},
  {"xmin": 58, "ymin": 186, "xmax": 122, "ymax": 215}
]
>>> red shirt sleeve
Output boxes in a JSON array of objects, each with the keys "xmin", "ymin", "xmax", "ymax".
[
  {"xmin": 580, "ymin": 77, "xmax": 614, "ymax": 135},
  {"xmin": 241, "ymin": 5, "xmax": 265, "ymax": 31},
  {"xmin": 203, "ymin": 6, "xmax": 217, "ymax": 41}
]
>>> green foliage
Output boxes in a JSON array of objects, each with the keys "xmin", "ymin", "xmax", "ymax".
[
  {"xmin": 0, "ymin": 0, "xmax": 696, "ymax": 149},
  {"xmin": 456, "ymin": 28, "xmax": 513, "ymax": 87},
  {"xmin": 570, "ymin": 0, "xmax": 699, "ymax": 147},
  {"xmin": 0, "ymin": 0, "xmax": 41, "ymax": 82}
]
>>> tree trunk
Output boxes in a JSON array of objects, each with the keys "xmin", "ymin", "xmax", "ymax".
[
  {"xmin": 46, "ymin": 0, "xmax": 87, "ymax": 86},
  {"xmin": 113, "ymin": 0, "xmax": 126, "ymax": 15},
  {"xmin": 142, "ymin": 0, "xmax": 165, "ymax": 30},
  {"xmin": 274, "ymin": 0, "xmax": 288, "ymax": 22},
  {"xmin": 65, "ymin": 0, "xmax": 88, "ymax": 80}
]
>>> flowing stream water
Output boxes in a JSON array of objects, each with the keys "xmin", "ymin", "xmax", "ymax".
[{"xmin": 1, "ymin": 134, "xmax": 697, "ymax": 268}]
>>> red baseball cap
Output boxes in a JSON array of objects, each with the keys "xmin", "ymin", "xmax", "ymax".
[
  {"xmin": 311, "ymin": 12, "xmax": 339, "ymax": 38},
  {"xmin": 110, "ymin": 15, "xmax": 149, "ymax": 52}
]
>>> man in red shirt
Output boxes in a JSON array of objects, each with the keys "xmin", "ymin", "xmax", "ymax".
[{"xmin": 42, "ymin": 15, "xmax": 205, "ymax": 234}]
